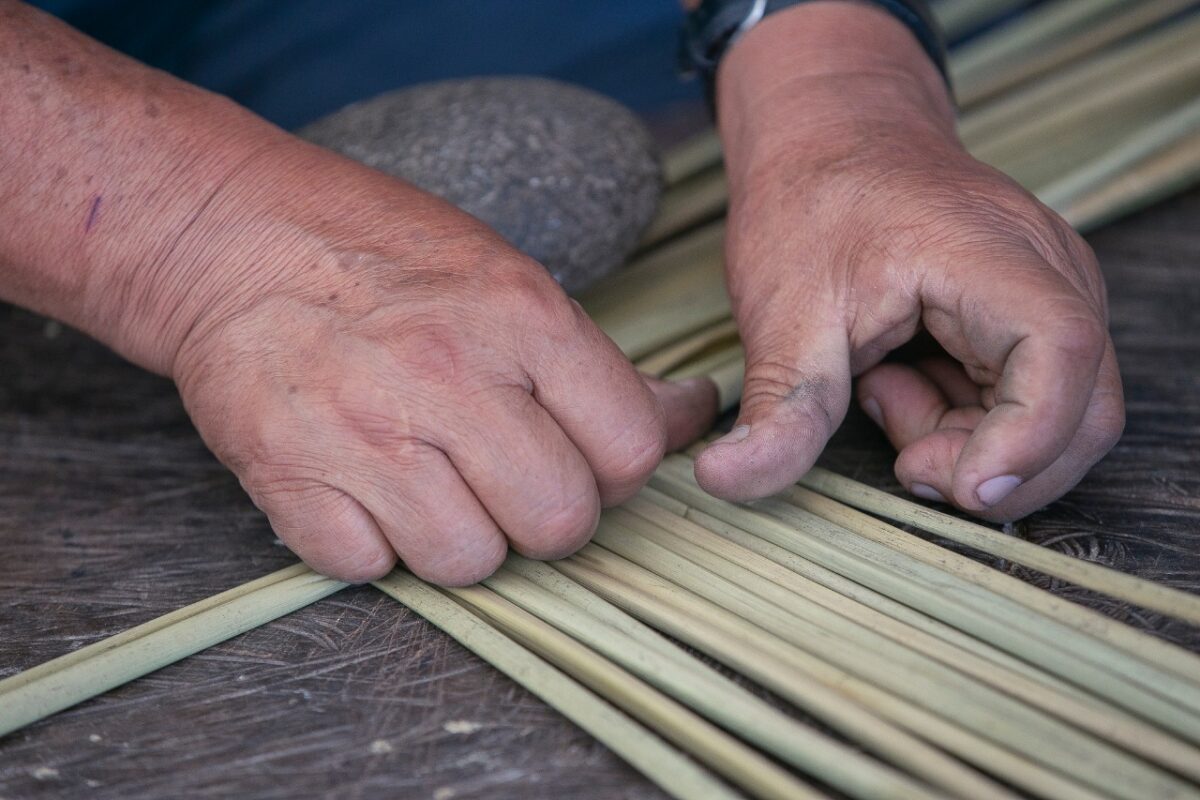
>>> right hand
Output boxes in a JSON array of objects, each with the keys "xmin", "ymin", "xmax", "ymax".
[{"xmin": 150, "ymin": 142, "xmax": 715, "ymax": 585}]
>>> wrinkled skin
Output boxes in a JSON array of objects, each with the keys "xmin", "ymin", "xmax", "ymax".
[
  {"xmin": 0, "ymin": 1, "xmax": 1123, "ymax": 591},
  {"xmin": 693, "ymin": 2, "xmax": 1124, "ymax": 522},
  {"xmin": 1, "ymin": 2, "xmax": 719, "ymax": 588},
  {"xmin": 169, "ymin": 146, "xmax": 716, "ymax": 585}
]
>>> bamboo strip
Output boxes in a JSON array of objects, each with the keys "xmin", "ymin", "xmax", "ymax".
[
  {"xmin": 621, "ymin": 496, "xmax": 1200, "ymax": 781},
  {"xmin": 650, "ymin": 459, "xmax": 1200, "ymax": 742},
  {"xmin": 703, "ymin": 435, "xmax": 1191, "ymax": 683},
  {"xmin": 0, "ymin": 563, "xmax": 311, "ymax": 696},
  {"xmin": 503, "ymin": 556, "xmax": 710, "ymax": 676},
  {"xmin": 799, "ymin": 466, "xmax": 1200, "ymax": 626},
  {"xmin": 662, "ymin": 130, "xmax": 723, "ymax": 187},
  {"xmin": 636, "ymin": 318, "xmax": 738, "ymax": 377},
  {"xmin": 950, "ymin": 0, "xmax": 1143, "ymax": 106},
  {"xmin": 638, "ymin": 178, "xmax": 726, "ymax": 255},
  {"xmin": 638, "ymin": 485, "xmax": 1106, "ymax": 708},
  {"xmin": 639, "ymin": 167, "xmax": 729, "ymax": 250},
  {"xmin": 773, "ymin": 487, "xmax": 1200, "ymax": 723},
  {"xmin": 666, "ymin": 343, "xmax": 745, "ymax": 412},
  {"xmin": 581, "ymin": 220, "xmax": 728, "ymax": 360},
  {"xmin": 956, "ymin": 0, "xmax": 1196, "ymax": 105},
  {"xmin": 482, "ymin": 568, "xmax": 942, "ymax": 800},
  {"xmin": 960, "ymin": 12, "xmax": 1200, "ymax": 143},
  {"xmin": 371, "ymin": 572, "xmax": 746, "ymax": 800},
  {"xmin": 663, "ymin": 340, "xmax": 741, "ymax": 382},
  {"xmin": 0, "ymin": 568, "xmax": 346, "ymax": 737},
  {"xmin": 969, "ymin": 42, "xmax": 1200, "ymax": 185},
  {"xmin": 561, "ymin": 548, "xmax": 1111, "ymax": 800},
  {"xmin": 777, "ymin": 477, "xmax": 1200, "ymax": 686},
  {"xmin": 506, "ymin": 555, "xmax": 1016, "ymax": 800},
  {"xmin": 933, "ymin": 0, "xmax": 1031, "ymax": 40},
  {"xmin": 1066, "ymin": 131, "xmax": 1200, "ymax": 231},
  {"xmin": 593, "ymin": 516, "xmax": 1199, "ymax": 800},
  {"xmin": 771, "ymin": 490, "xmax": 1200, "ymax": 727},
  {"xmin": 1036, "ymin": 96, "xmax": 1200, "ymax": 211},
  {"xmin": 637, "ymin": 485, "xmax": 692, "ymax": 516},
  {"xmin": 435, "ymin": 582, "xmax": 825, "ymax": 800},
  {"xmin": 979, "ymin": 96, "xmax": 1200, "ymax": 199},
  {"xmin": 958, "ymin": 16, "xmax": 1200, "ymax": 147},
  {"xmin": 707, "ymin": 351, "xmax": 745, "ymax": 413}
]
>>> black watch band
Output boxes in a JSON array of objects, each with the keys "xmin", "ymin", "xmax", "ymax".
[{"xmin": 681, "ymin": 0, "xmax": 950, "ymax": 106}]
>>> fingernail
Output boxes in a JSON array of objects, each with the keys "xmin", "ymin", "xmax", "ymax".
[
  {"xmin": 711, "ymin": 424, "xmax": 751, "ymax": 447},
  {"xmin": 910, "ymin": 483, "xmax": 946, "ymax": 503},
  {"xmin": 862, "ymin": 397, "xmax": 884, "ymax": 428},
  {"xmin": 977, "ymin": 474, "xmax": 1022, "ymax": 507}
]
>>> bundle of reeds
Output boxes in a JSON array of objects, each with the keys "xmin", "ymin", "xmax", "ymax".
[
  {"xmin": 5, "ymin": 2, "xmax": 1200, "ymax": 798},
  {"xmin": 7, "ymin": 459, "xmax": 1199, "ymax": 798}
]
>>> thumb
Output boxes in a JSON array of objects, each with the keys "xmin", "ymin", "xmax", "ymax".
[
  {"xmin": 694, "ymin": 316, "xmax": 851, "ymax": 501},
  {"xmin": 644, "ymin": 375, "xmax": 720, "ymax": 453}
]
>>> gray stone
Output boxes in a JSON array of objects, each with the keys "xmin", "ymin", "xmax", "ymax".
[{"xmin": 299, "ymin": 77, "xmax": 662, "ymax": 294}]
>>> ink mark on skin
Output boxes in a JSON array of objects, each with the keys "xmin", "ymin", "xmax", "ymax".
[{"xmin": 84, "ymin": 195, "xmax": 102, "ymax": 233}]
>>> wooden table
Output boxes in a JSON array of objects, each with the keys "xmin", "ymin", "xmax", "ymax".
[{"xmin": 2, "ymin": 184, "xmax": 1198, "ymax": 799}]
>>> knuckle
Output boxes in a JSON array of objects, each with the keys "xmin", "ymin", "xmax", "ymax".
[
  {"xmin": 1064, "ymin": 229, "xmax": 1099, "ymax": 270},
  {"xmin": 380, "ymin": 313, "xmax": 525, "ymax": 398},
  {"xmin": 243, "ymin": 458, "xmax": 325, "ymax": 510},
  {"xmin": 323, "ymin": 544, "xmax": 396, "ymax": 584},
  {"xmin": 411, "ymin": 534, "xmax": 508, "ymax": 587},
  {"xmin": 328, "ymin": 379, "xmax": 429, "ymax": 451},
  {"xmin": 229, "ymin": 398, "xmax": 335, "ymax": 483},
  {"xmin": 1085, "ymin": 393, "xmax": 1126, "ymax": 454},
  {"xmin": 1051, "ymin": 312, "xmax": 1107, "ymax": 363},
  {"xmin": 492, "ymin": 260, "xmax": 570, "ymax": 326},
  {"xmin": 517, "ymin": 490, "xmax": 601, "ymax": 560},
  {"xmin": 594, "ymin": 424, "xmax": 668, "ymax": 499},
  {"xmin": 253, "ymin": 481, "xmax": 397, "ymax": 583},
  {"xmin": 387, "ymin": 316, "xmax": 476, "ymax": 387}
]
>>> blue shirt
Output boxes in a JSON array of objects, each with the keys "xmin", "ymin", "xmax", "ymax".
[{"xmin": 32, "ymin": 1, "xmax": 701, "ymax": 130}]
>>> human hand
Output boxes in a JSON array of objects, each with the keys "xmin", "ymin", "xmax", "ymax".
[
  {"xmin": 693, "ymin": 2, "xmax": 1123, "ymax": 521},
  {"xmin": 0, "ymin": 1, "xmax": 716, "ymax": 583},
  {"xmin": 151, "ymin": 142, "xmax": 715, "ymax": 584}
]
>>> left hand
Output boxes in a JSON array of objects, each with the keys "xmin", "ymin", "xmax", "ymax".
[{"xmin": 693, "ymin": 1, "xmax": 1124, "ymax": 522}]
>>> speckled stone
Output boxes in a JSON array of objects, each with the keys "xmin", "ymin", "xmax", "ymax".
[{"xmin": 299, "ymin": 77, "xmax": 662, "ymax": 294}]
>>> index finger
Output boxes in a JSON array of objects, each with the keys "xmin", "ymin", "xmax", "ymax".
[
  {"xmin": 525, "ymin": 301, "xmax": 671, "ymax": 505},
  {"xmin": 937, "ymin": 265, "xmax": 1108, "ymax": 511}
]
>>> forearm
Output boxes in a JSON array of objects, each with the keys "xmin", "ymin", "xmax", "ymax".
[
  {"xmin": 0, "ymin": 1, "xmax": 295, "ymax": 374},
  {"xmin": 715, "ymin": 2, "xmax": 957, "ymax": 187}
]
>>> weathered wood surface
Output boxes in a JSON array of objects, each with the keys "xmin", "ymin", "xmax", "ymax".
[{"xmin": 1, "ymin": 182, "xmax": 1198, "ymax": 798}]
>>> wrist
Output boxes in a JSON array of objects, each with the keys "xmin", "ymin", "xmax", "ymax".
[
  {"xmin": 75, "ymin": 101, "xmax": 305, "ymax": 377},
  {"xmin": 716, "ymin": 1, "xmax": 957, "ymax": 183}
]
